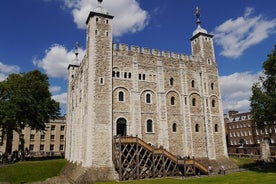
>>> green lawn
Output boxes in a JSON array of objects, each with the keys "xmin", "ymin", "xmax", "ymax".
[
  {"xmin": 0, "ymin": 158, "xmax": 275, "ymax": 184},
  {"xmin": 0, "ymin": 159, "xmax": 67, "ymax": 184},
  {"xmin": 95, "ymin": 167, "xmax": 276, "ymax": 184}
]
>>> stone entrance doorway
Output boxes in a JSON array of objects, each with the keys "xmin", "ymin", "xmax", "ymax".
[{"xmin": 117, "ymin": 118, "xmax": 127, "ymax": 136}]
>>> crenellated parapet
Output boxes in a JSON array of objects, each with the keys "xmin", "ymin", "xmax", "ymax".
[{"xmin": 113, "ymin": 43, "xmax": 190, "ymax": 61}]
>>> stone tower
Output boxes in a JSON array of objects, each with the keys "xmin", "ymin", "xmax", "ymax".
[
  {"xmin": 66, "ymin": 1, "xmax": 117, "ymax": 180},
  {"xmin": 189, "ymin": 6, "xmax": 227, "ymax": 159}
]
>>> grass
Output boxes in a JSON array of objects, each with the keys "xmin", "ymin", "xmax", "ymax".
[
  {"xmin": 94, "ymin": 167, "xmax": 276, "ymax": 184},
  {"xmin": 0, "ymin": 159, "xmax": 67, "ymax": 184},
  {"xmin": 1, "ymin": 157, "xmax": 275, "ymax": 184},
  {"xmin": 229, "ymin": 156, "xmax": 256, "ymax": 168}
]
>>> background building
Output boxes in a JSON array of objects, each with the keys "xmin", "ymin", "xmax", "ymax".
[
  {"xmin": 225, "ymin": 111, "xmax": 276, "ymax": 156},
  {"xmin": 0, "ymin": 116, "xmax": 66, "ymax": 158}
]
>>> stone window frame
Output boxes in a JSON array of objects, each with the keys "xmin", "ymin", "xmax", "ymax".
[
  {"xmin": 170, "ymin": 77, "xmax": 174, "ymax": 86},
  {"xmin": 30, "ymin": 134, "xmax": 35, "ymax": 140},
  {"xmin": 40, "ymin": 144, "xmax": 44, "ymax": 151},
  {"xmin": 60, "ymin": 144, "xmax": 64, "ymax": 151},
  {"xmin": 195, "ymin": 124, "xmax": 200, "ymax": 132},
  {"xmin": 51, "ymin": 135, "xmax": 55, "ymax": 140},
  {"xmin": 192, "ymin": 98, "xmax": 196, "ymax": 106},
  {"xmin": 212, "ymin": 99, "xmax": 216, "ymax": 107},
  {"xmin": 40, "ymin": 134, "xmax": 45, "ymax": 140},
  {"xmin": 118, "ymin": 91, "xmax": 125, "ymax": 102},
  {"xmin": 215, "ymin": 124, "xmax": 218, "ymax": 132},
  {"xmin": 171, "ymin": 96, "xmax": 175, "ymax": 106},
  {"xmin": 172, "ymin": 123, "xmax": 177, "ymax": 133},
  {"xmin": 146, "ymin": 119, "xmax": 154, "ymax": 133},
  {"xmin": 211, "ymin": 82, "xmax": 214, "ymax": 90},
  {"xmin": 145, "ymin": 92, "xmax": 152, "ymax": 104},
  {"xmin": 191, "ymin": 80, "xmax": 195, "ymax": 88},
  {"xmin": 99, "ymin": 77, "xmax": 104, "ymax": 85},
  {"xmin": 29, "ymin": 144, "xmax": 34, "ymax": 151},
  {"xmin": 50, "ymin": 144, "xmax": 54, "ymax": 151}
]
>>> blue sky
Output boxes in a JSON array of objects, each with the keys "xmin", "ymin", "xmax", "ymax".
[{"xmin": 0, "ymin": 0, "xmax": 275, "ymax": 115}]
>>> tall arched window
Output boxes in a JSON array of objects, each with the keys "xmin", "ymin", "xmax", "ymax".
[
  {"xmin": 191, "ymin": 80, "xmax": 195, "ymax": 88},
  {"xmin": 170, "ymin": 77, "xmax": 174, "ymax": 86},
  {"xmin": 146, "ymin": 119, "xmax": 153, "ymax": 133},
  {"xmin": 118, "ymin": 91, "xmax": 124, "ymax": 102},
  {"xmin": 212, "ymin": 99, "xmax": 216, "ymax": 107},
  {"xmin": 195, "ymin": 124, "xmax": 199, "ymax": 132},
  {"xmin": 192, "ymin": 98, "xmax": 196, "ymax": 106},
  {"xmin": 215, "ymin": 124, "xmax": 218, "ymax": 132},
  {"xmin": 172, "ymin": 123, "xmax": 177, "ymax": 132},
  {"xmin": 146, "ymin": 93, "xmax": 151, "ymax": 104},
  {"xmin": 171, "ymin": 96, "xmax": 175, "ymax": 105}
]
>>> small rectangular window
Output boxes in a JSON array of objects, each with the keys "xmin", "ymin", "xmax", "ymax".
[
  {"xmin": 50, "ymin": 144, "xmax": 54, "ymax": 151},
  {"xmin": 51, "ymin": 125, "xmax": 55, "ymax": 131},
  {"xmin": 40, "ymin": 145, "xmax": 44, "ymax": 151},
  {"xmin": 51, "ymin": 135, "xmax": 55, "ymax": 140},
  {"xmin": 99, "ymin": 77, "xmax": 104, "ymax": 85}
]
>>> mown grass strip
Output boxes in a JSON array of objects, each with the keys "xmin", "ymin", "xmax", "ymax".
[{"xmin": 0, "ymin": 159, "xmax": 67, "ymax": 184}]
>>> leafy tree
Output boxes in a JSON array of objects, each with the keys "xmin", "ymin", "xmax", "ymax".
[
  {"xmin": 0, "ymin": 70, "xmax": 60, "ymax": 157},
  {"xmin": 250, "ymin": 45, "xmax": 276, "ymax": 138}
]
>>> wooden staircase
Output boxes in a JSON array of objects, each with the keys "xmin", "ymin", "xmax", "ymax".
[{"xmin": 113, "ymin": 136, "xmax": 208, "ymax": 181}]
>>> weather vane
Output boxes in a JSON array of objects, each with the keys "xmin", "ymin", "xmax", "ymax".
[
  {"xmin": 75, "ymin": 42, "xmax": 79, "ymax": 64},
  {"xmin": 98, "ymin": 0, "xmax": 103, "ymax": 6}
]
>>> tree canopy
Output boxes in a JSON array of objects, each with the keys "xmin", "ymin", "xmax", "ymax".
[
  {"xmin": 0, "ymin": 70, "xmax": 60, "ymax": 153},
  {"xmin": 250, "ymin": 45, "xmax": 276, "ymax": 131}
]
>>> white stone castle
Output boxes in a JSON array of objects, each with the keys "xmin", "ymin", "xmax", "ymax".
[{"xmin": 65, "ymin": 1, "xmax": 228, "ymax": 181}]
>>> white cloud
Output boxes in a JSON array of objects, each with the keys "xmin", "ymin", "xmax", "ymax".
[
  {"xmin": 33, "ymin": 44, "xmax": 85, "ymax": 79},
  {"xmin": 220, "ymin": 71, "xmax": 261, "ymax": 113},
  {"xmin": 62, "ymin": 0, "xmax": 149, "ymax": 36},
  {"xmin": 50, "ymin": 86, "xmax": 61, "ymax": 94},
  {"xmin": 213, "ymin": 7, "xmax": 276, "ymax": 58},
  {"xmin": 52, "ymin": 92, "xmax": 67, "ymax": 105},
  {"xmin": 0, "ymin": 62, "xmax": 20, "ymax": 81}
]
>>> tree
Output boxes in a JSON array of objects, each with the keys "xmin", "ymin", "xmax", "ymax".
[
  {"xmin": 250, "ymin": 45, "xmax": 276, "ymax": 136},
  {"xmin": 0, "ymin": 70, "xmax": 60, "ymax": 157}
]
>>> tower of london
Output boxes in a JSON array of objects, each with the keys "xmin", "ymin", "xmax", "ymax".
[{"xmin": 65, "ymin": 1, "xmax": 229, "ymax": 181}]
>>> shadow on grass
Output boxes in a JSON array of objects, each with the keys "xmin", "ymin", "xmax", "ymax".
[{"xmin": 241, "ymin": 161, "xmax": 276, "ymax": 173}]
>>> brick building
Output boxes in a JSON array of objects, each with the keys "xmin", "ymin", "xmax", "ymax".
[
  {"xmin": 224, "ymin": 111, "xmax": 276, "ymax": 156},
  {"xmin": 0, "ymin": 116, "xmax": 66, "ymax": 158}
]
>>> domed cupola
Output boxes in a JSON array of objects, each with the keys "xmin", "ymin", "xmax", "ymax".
[{"xmin": 192, "ymin": 6, "xmax": 208, "ymax": 36}]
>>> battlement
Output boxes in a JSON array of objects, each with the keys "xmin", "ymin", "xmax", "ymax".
[{"xmin": 113, "ymin": 43, "xmax": 189, "ymax": 60}]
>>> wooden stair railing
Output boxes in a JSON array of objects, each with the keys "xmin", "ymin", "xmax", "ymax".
[{"xmin": 113, "ymin": 136, "xmax": 208, "ymax": 180}]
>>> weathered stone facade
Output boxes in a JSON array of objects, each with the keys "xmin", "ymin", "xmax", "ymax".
[{"xmin": 66, "ymin": 5, "xmax": 228, "ymax": 181}]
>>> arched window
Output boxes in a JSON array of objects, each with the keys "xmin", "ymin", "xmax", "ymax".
[
  {"xmin": 170, "ymin": 77, "xmax": 174, "ymax": 86},
  {"xmin": 124, "ymin": 72, "xmax": 127, "ymax": 78},
  {"xmin": 146, "ymin": 93, "xmax": 151, "ymax": 104},
  {"xmin": 128, "ymin": 72, "xmax": 131, "ymax": 79},
  {"xmin": 116, "ymin": 71, "xmax": 120, "ymax": 78},
  {"xmin": 146, "ymin": 119, "xmax": 153, "ymax": 133},
  {"xmin": 112, "ymin": 71, "xmax": 115, "ymax": 77},
  {"xmin": 171, "ymin": 96, "xmax": 175, "ymax": 105},
  {"xmin": 211, "ymin": 82, "xmax": 214, "ymax": 90},
  {"xmin": 215, "ymin": 124, "xmax": 218, "ymax": 132},
  {"xmin": 212, "ymin": 99, "xmax": 216, "ymax": 107},
  {"xmin": 118, "ymin": 91, "xmax": 124, "ymax": 102},
  {"xmin": 192, "ymin": 98, "xmax": 196, "ymax": 106},
  {"xmin": 191, "ymin": 80, "xmax": 195, "ymax": 88},
  {"xmin": 195, "ymin": 124, "xmax": 199, "ymax": 132},
  {"xmin": 172, "ymin": 123, "xmax": 177, "ymax": 132}
]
